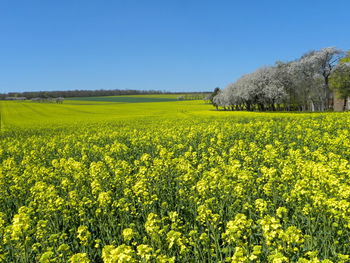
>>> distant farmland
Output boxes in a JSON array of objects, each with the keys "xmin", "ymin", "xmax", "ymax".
[{"xmin": 66, "ymin": 95, "xmax": 180, "ymax": 103}]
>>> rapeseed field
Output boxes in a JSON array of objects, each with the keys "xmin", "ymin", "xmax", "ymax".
[{"xmin": 1, "ymin": 99, "xmax": 350, "ymax": 262}]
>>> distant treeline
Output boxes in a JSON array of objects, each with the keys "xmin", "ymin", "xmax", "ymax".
[
  {"xmin": 0, "ymin": 89, "xmax": 164, "ymax": 99},
  {"xmin": 0, "ymin": 89, "xmax": 210, "ymax": 100},
  {"xmin": 211, "ymin": 47, "xmax": 350, "ymax": 112}
]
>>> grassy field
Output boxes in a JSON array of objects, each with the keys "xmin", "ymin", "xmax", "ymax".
[
  {"xmin": 65, "ymin": 95, "xmax": 182, "ymax": 103},
  {"xmin": 0, "ymin": 99, "xmax": 262, "ymax": 130},
  {"xmin": 1, "ymin": 98, "xmax": 350, "ymax": 262}
]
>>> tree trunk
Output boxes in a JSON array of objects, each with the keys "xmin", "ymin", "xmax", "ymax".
[
  {"xmin": 324, "ymin": 75, "xmax": 333, "ymax": 111},
  {"xmin": 246, "ymin": 103, "xmax": 251, "ymax": 111},
  {"xmin": 271, "ymin": 103, "xmax": 276, "ymax": 111},
  {"xmin": 258, "ymin": 103, "xmax": 265, "ymax": 111},
  {"xmin": 343, "ymin": 98, "xmax": 347, "ymax": 111},
  {"xmin": 310, "ymin": 101, "xmax": 315, "ymax": 112}
]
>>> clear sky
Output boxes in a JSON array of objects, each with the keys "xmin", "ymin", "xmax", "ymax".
[{"xmin": 1, "ymin": 0, "xmax": 349, "ymax": 93}]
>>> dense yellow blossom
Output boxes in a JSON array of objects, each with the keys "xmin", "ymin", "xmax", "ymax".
[{"xmin": 1, "ymin": 100, "xmax": 350, "ymax": 262}]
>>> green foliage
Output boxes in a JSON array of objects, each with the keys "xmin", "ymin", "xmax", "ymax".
[
  {"xmin": 329, "ymin": 54, "xmax": 350, "ymax": 106},
  {"xmin": 1, "ymin": 100, "xmax": 350, "ymax": 262},
  {"xmin": 340, "ymin": 50, "xmax": 350, "ymax": 63},
  {"xmin": 208, "ymin": 87, "xmax": 220, "ymax": 107}
]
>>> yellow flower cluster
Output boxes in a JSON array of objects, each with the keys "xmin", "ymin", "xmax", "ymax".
[{"xmin": 1, "ymin": 110, "xmax": 350, "ymax": 262}]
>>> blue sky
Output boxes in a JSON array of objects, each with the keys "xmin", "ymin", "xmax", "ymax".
[{"xmin": 0, "ymin": 0, "xmax": 349, "ymax": 93}]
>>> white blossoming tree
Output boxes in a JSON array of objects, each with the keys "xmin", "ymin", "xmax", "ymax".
[{"xmin": 213, "ymin": 47, "xmax": 345, "ymax": 111}]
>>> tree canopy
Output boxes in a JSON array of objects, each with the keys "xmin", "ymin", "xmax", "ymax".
[{"xmin": 213, "ymin": 47, "xmax": 348, "ymax": 111}]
